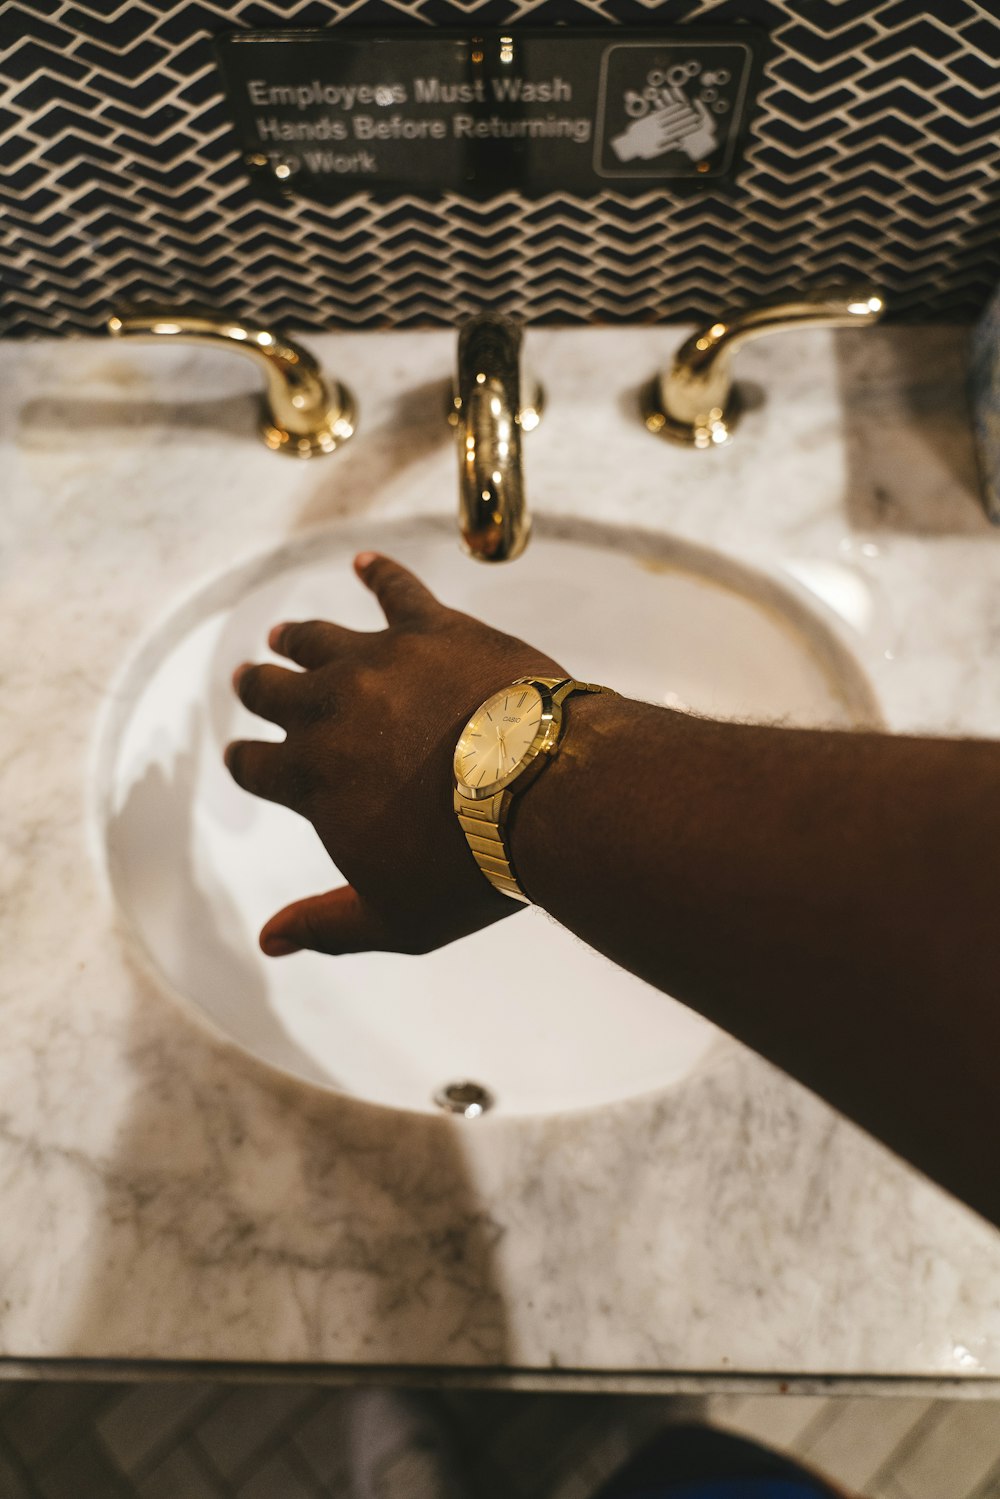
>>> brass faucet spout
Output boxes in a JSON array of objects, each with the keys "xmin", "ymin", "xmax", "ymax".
[
  {"xmin": 107, "ymin": 305, "xmax": 355, "ymax": 457},
  {"xmin": 643, "ymin": 288, "xmax": 885, "ymax": 448},
  {"xmin": 450, "ymin": 313, "xmax": 542, "ymax": 563}
]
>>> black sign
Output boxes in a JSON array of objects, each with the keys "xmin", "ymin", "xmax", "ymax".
[{"xmin": 215, "ymin": 28, "xmax": 766, "ymax": 201}]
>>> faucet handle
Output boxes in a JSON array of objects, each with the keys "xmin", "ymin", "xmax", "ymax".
[
  {"xmin": 642, "ymin": 288, "xmax": 885, "ymax": 448},
  {"xmin": 107, "ymin": 305, "xmax": 356, "ymax": 458}
]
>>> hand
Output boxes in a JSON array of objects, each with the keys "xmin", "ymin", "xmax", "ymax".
[
  {"xmin": 224, "ymin": 552, "xmax": 567, "ymax": 958},
  {"xmin": 677, "ymin": 98, "xmax": 718, "ymax": 162},
  {"xmin": 609, "ymin": 99, "xmax": 701, "ymax": 163}
]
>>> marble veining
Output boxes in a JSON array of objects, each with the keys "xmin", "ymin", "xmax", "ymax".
[{"xmin": 2, "ymin": 326, "xmax": 1000, "ymax": 1382}]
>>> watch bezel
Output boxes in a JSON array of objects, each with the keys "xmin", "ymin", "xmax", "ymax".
[{"xmin": 454, "ymin": 677, "xmax": 564, "ymax": 801}]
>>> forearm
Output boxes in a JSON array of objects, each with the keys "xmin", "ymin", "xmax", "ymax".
[
  {"xmin": 511, "ymin": 693, "xmax": 1000, "ymax": 1225},
  {"xmin": 230, "ymin": 551, "xmax": 999, "ymax": 1223}
]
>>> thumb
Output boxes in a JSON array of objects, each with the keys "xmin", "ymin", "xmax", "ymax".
[
  {"xmin": 260, "ymin": 886, "xmax": 387, "ymax": 957},
  {"xmin": 354, "ymin": 551, "xmax": 439, "ymax": 627}
]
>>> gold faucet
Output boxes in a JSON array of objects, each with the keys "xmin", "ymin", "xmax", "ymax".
[
  {"xmin": 448, "ymin": 313, "xmax": 543, "ymax": 563},
  {"xmin": 642, "ymin": 288, "xmax": 886, "ymax": 448},
  {"xmin": 107, "ymin": 306, "xmax": 356, "ymax": 457}
]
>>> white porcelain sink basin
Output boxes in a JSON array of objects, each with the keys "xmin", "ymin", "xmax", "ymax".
[{"xmin": 95, "ymin": 515, "xmax": 880, "ymax": 1117}]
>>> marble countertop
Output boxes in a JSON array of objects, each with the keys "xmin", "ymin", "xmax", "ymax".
[{"xmin": 3, "ymin": 323, "xmax": 1000, "ymax": 1390}]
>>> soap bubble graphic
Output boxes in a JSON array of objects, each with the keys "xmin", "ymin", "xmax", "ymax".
[{"xmin": 623, "ymin": 65, "xmax": 731, "ymax": 122}]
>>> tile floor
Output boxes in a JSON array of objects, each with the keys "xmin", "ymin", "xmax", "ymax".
[{"xmin": 0, "ymin": 1378, "xmax": 997, "ymax": 1499}]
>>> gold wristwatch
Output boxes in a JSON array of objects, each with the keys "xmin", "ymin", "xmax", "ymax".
[{"xmin": 453, "ymin": 676, "xmax": 611, "ymax": 903}]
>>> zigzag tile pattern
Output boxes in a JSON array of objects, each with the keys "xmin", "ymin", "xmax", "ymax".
[
  {"xmin": 2, "ymin": 0, "xmax": 999, "ymax": 336},
  {"xmin": 1, "ymin": 1378, "xmax": 1000, "ymax": 1499}
]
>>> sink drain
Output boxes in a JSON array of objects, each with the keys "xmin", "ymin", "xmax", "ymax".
[{"xmin": 433, "ymin": 1080, "xmax": 495, "ymax": 1118}]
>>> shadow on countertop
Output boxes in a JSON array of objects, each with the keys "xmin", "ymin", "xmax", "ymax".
[
  {"xmin": 63, "ymin": 707, "xmax": 512, "ymax": 1373},
  {"xmin": 60, "ymin": 963, "xmax": 513, "ymax": 1373},
  {"xmin": 835, "ymin": 324, "xmax": 993, "ymax": 538}
]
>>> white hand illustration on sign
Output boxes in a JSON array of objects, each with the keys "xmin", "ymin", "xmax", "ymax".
[
  {"xmin": 609, "ymin": 71, "xmax": 719, "ymax": 164},
  {"xmin": 677, "ymin": 97, "xmax": 718, "ymax": 160}
]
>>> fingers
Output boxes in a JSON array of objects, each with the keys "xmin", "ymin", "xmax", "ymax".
[
  {"xmin": 233, "ymin": 662, "xmax": 304, "ymax": 728},
  {"xmin": 267, "ymin": 554, "xmax": 439, "ymax": 671},
  {"xmin": 260, "ymin": 886, "xmax": 388, "ymax": 957},
  {"xmin": 224, "ymin": 739, "xmax": 298, "ymax": 808},
  {"xmin": 268, "ymin": 619, "xmax": 356, "ymax": 670},
  {"xmin": 355, "ymin": 551, "xmax": 439, "ymax": 627}
]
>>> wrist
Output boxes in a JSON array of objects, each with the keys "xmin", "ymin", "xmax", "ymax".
[
  {"xmin": 609, "ymin": 128, "xmax": 640, "ymax": 162},
  {"xmin": 506, "ymin": 690, "xmax": 633, "ymax": 904}
]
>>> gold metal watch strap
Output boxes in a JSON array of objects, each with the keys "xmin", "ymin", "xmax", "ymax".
[
  {"xmin": 549, "ymin": 677, "xmax": 609, "ymax": 708},
  {"xmin": 453, "ymin": 787, "xmax": 527, "ymax": 903},
  {"xmin": 454, "ymin": 678, "xmax": 612, "ymax": 904}
]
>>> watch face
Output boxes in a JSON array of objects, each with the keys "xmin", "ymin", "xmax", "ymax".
[{"xmin": 454, "ymin": 683, "xmax": 546, "ymax": 793}]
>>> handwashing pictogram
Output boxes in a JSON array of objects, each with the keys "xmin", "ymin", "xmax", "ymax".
[{"xmin": 609, "ymin": 62, "xmax": 728, "ymax": 163}]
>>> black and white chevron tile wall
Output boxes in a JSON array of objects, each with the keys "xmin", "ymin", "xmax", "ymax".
[{"xmin": 2, "ymin": 0, "xmax": 999, "ymax": 336}]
